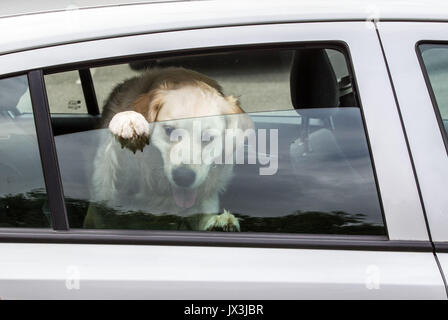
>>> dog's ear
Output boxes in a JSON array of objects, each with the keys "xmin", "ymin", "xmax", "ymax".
[
  {"xmin": 133, "ymin": 89, "xmax": 164, "ymax": 123},
  {"xmin": 224, "ymin": 95, "xmax": 254, "ymax": 132}
]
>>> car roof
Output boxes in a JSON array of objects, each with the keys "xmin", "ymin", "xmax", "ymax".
[
  {"xmin": 2, "ymin": 0, "xmax": 447, "ymax": 19},
  {"xmin": 1, "ymin": 0, "xmax": 448, "ymax": 57},
  {"xmin": 0, "ymin": 0, "xmax": 186, "ymax": 18}
]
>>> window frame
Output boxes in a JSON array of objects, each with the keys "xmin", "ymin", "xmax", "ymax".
[
  {"xmin": 0, "ymin": 21, "xmax": 430, "ymax": 250},
  {"xmin": 43, "ymin": 42, "xmax": 388, "ymax": 237},
  {"xmin": 28, "ymin": 70, "xmax": 69, "ymax": 230}
]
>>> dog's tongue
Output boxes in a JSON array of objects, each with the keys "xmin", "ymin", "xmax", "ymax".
[{"xmin": 173, "ymin": 188, "xmax": 197, "ymax": 209}]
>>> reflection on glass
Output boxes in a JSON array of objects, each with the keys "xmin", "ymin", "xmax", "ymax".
[
  {"xmin": 56, "ymin": 108, "xmax": 384, "ymax": 235},
  {"xmin": 420, "ymin": 44, "xmax": 448, "ymax": 135},
  {"xmin": 45, "ymin": 71, "xmax": 87, "ymax": 114},
  {"xmin": 0, "ymin": 75, "xmax": 49, "ymax": 228}
]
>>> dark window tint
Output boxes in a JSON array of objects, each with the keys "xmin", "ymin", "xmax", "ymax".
[
  {"xmin": 0, "ymin": 75, "xmax": 49, "ymax": 228},
  {"xmin": 46, "ymin": 47, "xmax": 385, "ymax": 235},
  {"xmin": 420, "ymin": 44, "xmax": 448, "ymax": 136}
]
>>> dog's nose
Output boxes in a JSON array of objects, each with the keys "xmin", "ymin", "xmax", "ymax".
[{"xmin": 172, "ymin": 167, "xmax": 196, "ymax": 187}]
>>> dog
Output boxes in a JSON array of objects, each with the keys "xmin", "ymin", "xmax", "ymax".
[{"xmin": 84, "ymin": 67, "xmax": 252, "ymax": 231}]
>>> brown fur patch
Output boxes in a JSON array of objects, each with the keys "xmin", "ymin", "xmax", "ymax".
[{"xmin": 100, "ymin": 67, "xmax": 228, "ymax": 128}]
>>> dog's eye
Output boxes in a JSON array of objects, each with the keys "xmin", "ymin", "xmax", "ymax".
[{"xmin": 164, "ymin": 126, "xmax": 175, "ymax": 137}]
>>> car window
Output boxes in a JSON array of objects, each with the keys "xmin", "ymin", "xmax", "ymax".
[
  {"xmin": 45, "ymin": 70, "xmax": 87, "ymax": 114},
  {"xmin": 0, "ymin": 75, "xmax": 50, "ymax": 228},
  {"xmin": 419, "ymin": 44, "xmax": 448, "ymax": 136},
  {"xmin": 45, "ymin": 47, "xmax": 385, "ymax": 235}
]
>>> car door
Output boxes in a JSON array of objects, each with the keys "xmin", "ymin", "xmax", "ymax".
[
  {"xmin": 0, "ymin": 17, "xmax": 445, "ymax": 299},
  {"xmin": 378, "ymin": 21, "xmax": 448, "ymax": 293}
]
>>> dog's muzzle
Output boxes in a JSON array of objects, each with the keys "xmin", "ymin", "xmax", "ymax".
[
  {"xmin": 171, "ymin": 166, "xmax": 197, "ymax": 208},
  {"xmin": 172, "ymin": 166, "xmax": 196, "ymax": 187}
]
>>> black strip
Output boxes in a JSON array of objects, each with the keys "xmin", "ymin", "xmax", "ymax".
[
  {"xmin": 28, "ymin": 70, "xmax": 69, "ymax": 231},
  {"xmin": 374, "ymin": 25, "xmax": 434, "ymax": 243},
  {"xmin": 0, "ymin": 229, "xmax": 433, "ymax": 252},
  {"xmin": 435, "ymin": 242, "xmax": 448, "ymax": 253},
  {"xmin": 78, "ymin": 68, "xmax": 100, "ymax": 115}
]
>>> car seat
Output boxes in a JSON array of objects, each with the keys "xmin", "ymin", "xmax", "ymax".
[{"xmin": 289, "ymin": 48, "xmax": 360, "ymax": 182}]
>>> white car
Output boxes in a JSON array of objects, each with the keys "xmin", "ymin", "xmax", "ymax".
[{"xmin": 0, "ymin": 0, "xmax": 448, "ymax": 299}]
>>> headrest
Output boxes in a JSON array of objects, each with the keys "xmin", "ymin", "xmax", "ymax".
[{"xmin": 290, "ymin": 48, "xmax": 339, "ymax": 118}]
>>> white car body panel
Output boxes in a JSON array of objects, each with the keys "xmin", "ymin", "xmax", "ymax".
[
  {"xmin": 437, "ymin": 254, "xmax": 448, "ymax": 293},
  {"xmin": 0, "ymin": 243, "xmax": 445, "ymax": 299},
  {"xmin": 379, "ymin": 21, "xmax": 448, "ymax": 289},
  {"xmin": 378, "ymin": 22, "xmax": 448, "ymax": 242},
  {"xmin": 2, "ymin": 0, "xmax": 448, "ymax": 55}
]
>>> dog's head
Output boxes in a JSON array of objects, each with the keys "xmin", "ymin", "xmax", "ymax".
[{"xmin": 132, "ymin": 78, "xmax": 253, "ymax": 209}]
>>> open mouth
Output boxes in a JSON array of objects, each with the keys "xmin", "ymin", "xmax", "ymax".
[{"xmin": 172, "ymin": 187, "xmax": 198, "ymax": 209}]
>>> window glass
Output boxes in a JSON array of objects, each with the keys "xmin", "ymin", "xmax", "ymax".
[
  {"xmin": 419, "ymin": 44, "xmax": 448, "ymax": 136},
  {"xmin": 0, "ymin": 75, "xmax": 49, "ymax": 228},
  {"xmin": 45, "ymin": 70, "xmax": 87, "ymax": 114},
  {"xmin": 47, "ymin": 47, "xmax": 385, "ymax": 235},
  {"xmin": 93, "ymin": 64, "xmax": 140, "ymax": 113}
]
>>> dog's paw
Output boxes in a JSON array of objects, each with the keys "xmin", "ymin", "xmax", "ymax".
[
  {"xmin": 109, "ymin": 111, "xmax": 150, "ymax": 153},
  {"xmin": 203, "ymin": 209, "xmax": 240, "ymax": 232}
]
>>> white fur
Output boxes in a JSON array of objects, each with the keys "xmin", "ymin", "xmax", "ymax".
[
  {"xmin": 108, "ymin": 111, "xmax": 149, "ymax": 139},
  {"xmin": 91, "ymin": 137, "xmax": 119, "ymax": 204},
  {"xmin": 202, "ymin": 209, "xmax": 240, "ymax": 231}
]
